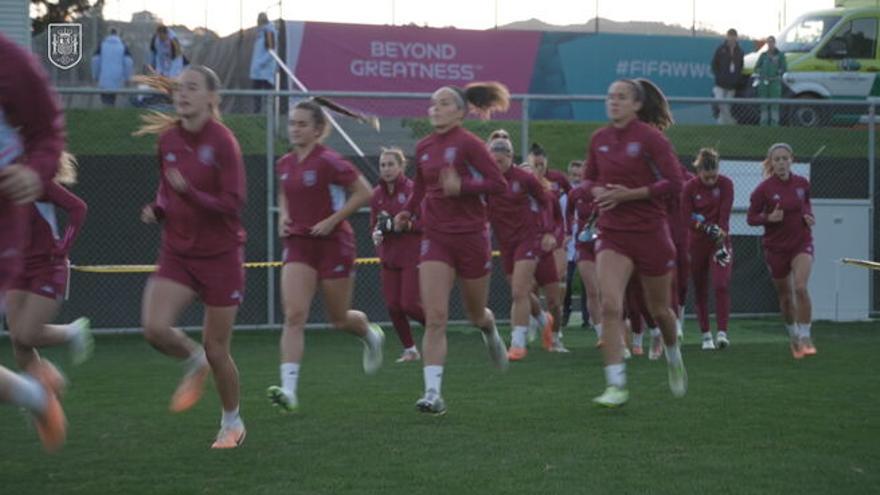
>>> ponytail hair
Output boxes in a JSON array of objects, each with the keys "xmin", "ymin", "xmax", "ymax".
[
  {"xmin": 293, "ymin": 97, "xmax": 380, "ymax": 143},
  {"xmin": 693, "ymin": 148, "xmax": 719, "ymax": 171},
  {"xmin": 55, "ymin": 151, "xmax": 78, "ymax": 185},
  {"xmin": 441, "ymin": 81, "xmax": 510, "ymax": 118},
  {"xmin": 380, "ymin": 146, "xmax": 407, "ymax": 169},
  {"xmin": 132, "ymin": 65, "xmax": 223, "ymax": 137},
  {"xmin": 763, "ymin": 142, "xmax": 793, "ymax": 178},
  {"xmin": 633, "ymin": 78, "xmax": 674, "ymax": 131}
]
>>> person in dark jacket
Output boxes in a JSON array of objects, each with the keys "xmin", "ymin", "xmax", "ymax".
[{"xmin": 711, "ymin": 29, "xmax": 744, "ymax": 125}]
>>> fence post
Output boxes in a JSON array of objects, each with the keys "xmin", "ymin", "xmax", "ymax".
[
  {"xmin": 520, "ymin": 96, "xmax": 530, "ymax": 161},
  {"xmin": 266, "ymin": 92, "xmax": 277, "ymax": 327},
  {"xmin": 869, "ymin": 101, "xmax": 877, "ymax": 313}
]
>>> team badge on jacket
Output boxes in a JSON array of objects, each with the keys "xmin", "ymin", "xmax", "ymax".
[
  {"xmin": 626, "ymin": 142, "xmax": 642, "ymax": 157},
  {"xmin": 198, "ymin": 145, "xmax": 215, "ymax": 166},
  {"xmin": 303, "ymin": 170, "xmax": 317, "ymax": 187},
  {"xmin": 398, "ymin": 192, "xmax": 406, "ymax": 204},
  {"xmin": 48, "ymin": 23, "xmax": 83, "ymax": 70}
]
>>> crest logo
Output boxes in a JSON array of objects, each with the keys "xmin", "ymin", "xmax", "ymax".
[
  {"xmin": 303, "ymin": 170, "xmax": 317, "ymax": 187},
  {"xmin": 713, "ymin": 188, "xmax": 721, "ymax": 198},
  {"xmin": 48, "ymin": 23, "xmax": 83, "ymax": 70},
  {"xmin": 796, "ymin": 188, "xmax": 805, "ymax": 200},
  {"xmin": 626, "ymin": 142, "xmax": 641, "ymax": 157},
  {"xmin": 511, "ymin": 180, "xmax": 521, "ymax": 193},
  {"xmin": 198, "ymin": 145, "xmax": 215, "ymax": 166},
  {"xmin": 443, "ymin": 147, "xmax": 457, "ymax": 164},
  {"xmin": 397, "ymin": 192, "xmax": 406, "ymax": 204}
]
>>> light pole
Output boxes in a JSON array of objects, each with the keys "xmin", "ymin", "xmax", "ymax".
[
  {"xmin": 692, "ymin": 0, "xmax": 696, "ymax": 37},
  {"xmin": 595, "ymin": 0, "xmax": 599, "ymax": 34}
]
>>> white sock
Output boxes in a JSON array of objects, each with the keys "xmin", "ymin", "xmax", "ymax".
[
  {"xmin": 552, "ymin": 332, "xmax": 561, "ymax": 345},
  {"xmin": 633, "ymin": 332, "xmax": 644, "ymax": 348},
  {"xmin": 423, "ymin": 365, "xmax": 443, "ymax": 395},
  {"xmin": 11, "ymin": 373, "xmax": 48, "ymax": 414},
  {"xmin": 785, "ymin": 324, "xmax": 798, "ymax": 339},
  {"xmin": 702, "ymin": 332, "xmax": 713, "ymax": 341},
  {"xmin": 404, "ymin": 345, "xmax": 418, "ymax": 353},
  {"xmin": 798, "ymin": 323, "xmax": 812, "ymax": 339},
  {"xmin": 529, "ymin": 315, "xmax": 539, "ymax": 331},
  {"xmin": 221, "ymin": 407, "xmax": 241, "ymax": 427},
  {"xmin": 594, "ymin": 323, "xmax": 603, "ymax": 339},
  {"xmin": 511, "ymin": 326, "xmax": 528, "ymax": 348},
  {"xmin": 280, "ymin": 362, "xmax": 300, "ymax": 397},
  {"xmin": 650, "ymin": 327, "xmax": 661, "ymax": 338},
  {"xmin": 664, "ymin": 343, "xmax": 682, "ymax": 365},
  {"xmin": 675, "ymin": 318, "xmax": 683, "ymax": 333},
  {"xmin": 604, "ymin": 363, "xmax": 626, "ymax": 388},
  {"xmin": 535, "ymin": 312, "xmax": 548, "ymax": 327},
  {"xmin": 183, "ymin": 349, "xmax": 207, "ymax": 375}
]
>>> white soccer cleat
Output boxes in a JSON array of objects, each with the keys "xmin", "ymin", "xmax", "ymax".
[
  {"xmin": 415, "ymin": 389, "xmax": 447, "ymax": 415},
  {"xmin": 701, "ymin": 335, "xmax": 716, "ymax": 351},
  {"xmin": 395, "ymin": 348, "xmax": 421, "ymax": 363},
  {"xmin": 481, "ymin": 328, "xmax": 509, "ymax": 371},
  {"xmin": 549, "ymin": 341, "xmax": 570, "ymax": 353},
  {"xmin": 667, "ymin": 357, "xmax": 688, "ymax": 398},
  {"xmin": 362, "ymin": 324, "xmax": 385, "ymax": 375},
  {"xmin": 648, "ymin": 334, "xmax": 664, "ymax": 360},
  {"xmin": 69, "ymin": 317, "xmax": 94, "ymax": 365},
  {"xmin": 715, "ymin": 332, "xmax": 730, "ymax": 349}
]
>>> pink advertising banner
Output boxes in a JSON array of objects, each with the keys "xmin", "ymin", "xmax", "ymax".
[{"xmin": 285, "ymin": 21, "xmax": 541, "ymax": 118}]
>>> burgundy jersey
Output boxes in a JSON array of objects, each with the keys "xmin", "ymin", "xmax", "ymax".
[
  {"xmin": 23, "ymin": 182, "xmax": 86, "ymax": 269},
  {"xmin": 583, "ymin": 119, "xmax": 684, "ymax": 233},
  {"xmin": 153, "ymin": 119, "xmax": 246, "ymax": 257},
  {"xmin": 277, "ymin": 144, "xmax": 360, "ymax": 240},
  {"xmin": 487, "ymin": 165, "xmax": 552, "ymax": 247},
  {"xmin": 665, "ymin": 170, "xmax": 694, "ymax": 246},
  {"xmin": 682, "ymin": 174, "xmax": 734, "ymax": 242},
  {"xmin": 371, "ymin": 174, "xmax": 421, "ymax": 263},
  {"xmin": 0, "ymin": 33, "xmax": 65, "ymax": 281},
  {"xmin": 404, "ymin": 126, "xmax": 506, "ymax": 234},
  {"xmin": 565, "ymin": 183, "xmax": 596, "ymax": 234},
  {"xmin": 747, "ymin": 173, "xmax": 813, "ymax": 252}
]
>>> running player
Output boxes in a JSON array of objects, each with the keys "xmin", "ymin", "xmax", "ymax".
[
  {"xmin": 682, "ymin": 148, "xmax": 733, "ymax": 350},
  {"xmin": 747, "ymin": 143, "xmax": 816, "ymax": 358},
  {"xmin": 136, "ymin": 66, "xmax": 247, "ymax": 448},
  {"xmin": 486, "ymin": 137, "xmax": 558, "ymax": 361},
  {"xmin": 394, "ymin": 82, "xmax": 510, "ymax": 415},
  {"xmin": 6, "ymin": 152, "xmax": 91, "ymax": 372},
  {"xmin": 583, "ymin": 79, "xmax": 687, "ymax": 407},
  {"xmin": 0, "ymin": 32, "xmax": 68, "ymax": 452},
  {"xmin": 266, "ymin": 99, "xmax": 386, "ymax": 414},
  {"xmin": 371, "ymin": 147, "xmax": 425, "ymax": 363}
]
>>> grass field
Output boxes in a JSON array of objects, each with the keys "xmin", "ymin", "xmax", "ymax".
[
  {"xmin": 1, "ymin": 319, "xmax": 878, "ymax": 494},
  {"xmin": 64, "ymin": 108, "xmax": 872, "ymax": 162}
]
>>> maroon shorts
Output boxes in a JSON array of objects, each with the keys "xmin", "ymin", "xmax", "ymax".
[
  {"xmin": 764, "ymin": 243, "xmax": 814, "ymax": 279},
  {"xmin": 155, "ymin": 248, "xmax": 245, "ymax": 306},
  {"xmin": 421, "ymin": 229, "xmax": 491, "ymax": 279},
  {"xmin": 283, "ymin": 234, "xmax": 355, "ymax": 279},
  {"xmin": 500, "ymin": 237, "xmax": 558, "ymax": 286},
  {"xmin": 10, "ymin": 259, "xmax": 70, "ymax": 300},
  {"xmin": 576, "ymin": 242, "xmax": 596, "ymax": 263},
  {"xmin": 595, "ymin": 227, "xmax": 676, "ymax": 277}
]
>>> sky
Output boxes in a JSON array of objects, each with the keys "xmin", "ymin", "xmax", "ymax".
[{"xmin": 102, "ymin": 0, "xmax": 836, "ymax": 38}]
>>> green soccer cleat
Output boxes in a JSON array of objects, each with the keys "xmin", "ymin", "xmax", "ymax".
[
  {"xmin": 593, "ymin": 386, "xmax": 629, "ymax": 408},
  {"xmin": 69, "ymin": 317, "xmax": 94, "ymax": 366},
  {"xmin": 266, "ymin": 386, "xmax": 298, "ymax": 414}
]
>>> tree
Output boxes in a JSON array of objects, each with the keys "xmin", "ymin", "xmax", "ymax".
[{"xmin": 31, "ymin": 0, "xmax": 105, "ymax": 34}]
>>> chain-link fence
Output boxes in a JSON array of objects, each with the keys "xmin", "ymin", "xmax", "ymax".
[{"xmin": 50, "ymin": 89, "xmax": 877, "ymax": 330}]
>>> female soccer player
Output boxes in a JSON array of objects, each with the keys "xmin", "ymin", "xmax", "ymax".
[
  {"xmin": 371, "ymin": 147, "xmax": 425, "ymax": 363},
  {"xmin": 527, "ymin": 143, "xmax": 570, "ymax": 351},
  {"xmin": 583, "ymin": 78, "xmax": 686, "ymax": 407},
  {"xmin": 486, "ymin": 137, "xmax": 558, "ymax": 360},
  {"xmin": 747, "ymin": 143, "xmax": 816, "ymax": 358},
  {"xmin": 0, "ymin": 32, "xmax": 68, "ymax": 453},
  {"xmin": 394, "ymin": 82, "xmax": 510, "ymax": 415},
  {"xmin": 7, "ymin": 152, "xmax": 91, "ymax": 371},
  {"xmin": 565, "ymin": 180, "xmax": 602, "ymax": 345},
  {"xmin": 136, "ymin": 66, "xmax": 247, "ymax": 449},
  {"xmin": 267, "ymin": 99, "xmax": 385, "ymax": 414},
  {"xmin": 683, "ymin": 148, "xmax": 734, "ymax": 350}
]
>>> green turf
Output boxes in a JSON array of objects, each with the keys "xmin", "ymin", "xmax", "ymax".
[
  {"xmin": 1, "ymin": 319, "xmax": 878, "ymax": 494},
  {"xmin": 65, "ymin": 109, "xmax": 871, "ymax": 162}
]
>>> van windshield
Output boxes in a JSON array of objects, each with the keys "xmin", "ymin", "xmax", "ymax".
[{"xmin": 778, "ymin": 15, "xmax": 842, "ymax": 52}]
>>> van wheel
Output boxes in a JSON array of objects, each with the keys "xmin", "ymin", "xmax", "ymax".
[{"xmin": 790, "ymin": 94, "xmax": 825, "ymax": 127}]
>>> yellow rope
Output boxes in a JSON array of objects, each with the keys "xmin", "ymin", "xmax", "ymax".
[{"xmin": 71, "ymin": 252, "xmax": 502, "ymax": 274}]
